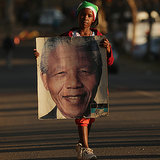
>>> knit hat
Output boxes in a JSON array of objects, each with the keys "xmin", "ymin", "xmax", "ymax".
[{"xmin": 77, "ymin": 1, "xmax": 99, "ymax": 21}]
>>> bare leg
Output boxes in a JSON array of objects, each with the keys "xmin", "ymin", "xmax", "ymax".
[
  {"xmin": 78, "ymin": 124, "xmax": 92, "ymax": 148},
  {"xmin": 78, "ymin": 126, "xmax": 89, "ymax": 148},
  {"xmin": 77, "ymin": 124, "xmax": 97, "ymax": 160}
]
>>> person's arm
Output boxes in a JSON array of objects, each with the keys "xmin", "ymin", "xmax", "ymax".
[
  {"xmin": 100, "ymin": 38, "xmax": 114, "ymax": 66},
  {"xmin": 107, "ymin": 46, "xmax": 114, "ymax": 66}
]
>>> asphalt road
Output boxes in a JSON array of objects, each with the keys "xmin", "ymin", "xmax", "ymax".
[{"xmin": 0, "ymin": 46, "xmax": 160, "ymax": 160}]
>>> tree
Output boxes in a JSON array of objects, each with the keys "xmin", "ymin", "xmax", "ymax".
[
  {"xmin": 143, "ymin": 0, "xmax": 154, "ymax": 60},
  {"xmin": 126, "ymin": 0, "xmax": 137, "ymax": 52}
]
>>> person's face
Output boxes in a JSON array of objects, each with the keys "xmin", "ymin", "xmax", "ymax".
[
  {"xmin": 41, "ymin": 44, "xmax": 99, "ymax": 118},
  {"xmin": 78, "ymin": 8, "xmax": 94, "ymax": 29}
]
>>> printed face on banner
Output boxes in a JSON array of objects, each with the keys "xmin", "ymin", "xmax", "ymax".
[{"xmin": 37, "ymin": 36, "xmax": 109, "ymax": 119}]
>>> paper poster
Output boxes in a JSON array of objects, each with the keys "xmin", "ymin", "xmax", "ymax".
[{"xmin": 36, "ymin": 36, "xmax": 109, "ymax": 119}]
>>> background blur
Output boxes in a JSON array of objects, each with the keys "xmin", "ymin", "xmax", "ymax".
[{"xmin": 0, "ymin": 0, "xmax": 160, "ymax": 60}]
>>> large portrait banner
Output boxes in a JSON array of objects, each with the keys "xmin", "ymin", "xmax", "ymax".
[{"xmin": 36, "ymin": 36, "xmax": 109, "ymax": 119}]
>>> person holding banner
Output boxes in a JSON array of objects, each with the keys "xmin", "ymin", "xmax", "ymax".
[{"xmin": 35, "ymin": 1, "xmax": 114, "ymax": 160}]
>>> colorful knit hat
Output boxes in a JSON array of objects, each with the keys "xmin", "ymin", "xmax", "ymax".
[{"xmin": 77, "ymin": 1, "xmax": 99, "ymax": 21}]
